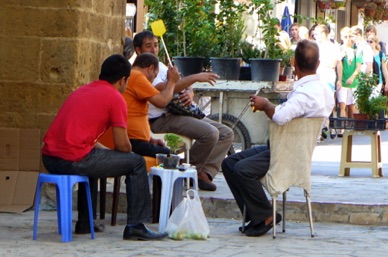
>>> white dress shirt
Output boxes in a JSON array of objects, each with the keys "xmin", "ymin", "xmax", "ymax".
[{"xmin": 272, "ymin": 74, "xmax": 335, "ymax": 125}]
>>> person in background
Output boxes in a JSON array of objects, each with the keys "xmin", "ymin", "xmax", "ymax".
[
  {"xmin": 309, "ymin": 24, "xmax": 318, "ymax": 40},
  {"xmin": 337, "ymin": 27, "xmax": 362, "ymax": 127},
  {"xmin": 367, "ymin": 35, "xmax": 388, "ymax": 97},
  {"xmin": 133, "ymin": 30, "xmax": 234, "ymax": 192},
  {"xmin": 222, "ymin": 40, "xmax": 334, "ymax": 237},
  {"xmin": 298, "ymin": 26, "xmax": 309, "ymax": 41},
  {"xmin": 289, "ymin": 23, "xmax": 300, "ymax": 45},
  {"xmin": 365, "ymin": 24, "xmax": 386, "ymax": 57},
  {"xmin": 351, "ymin": 26, "xmax": 373, "ymax": 74},
  {"xmin": 314, "ymin": 24, "xmax": 343, "ymax": 140},
  {"xmin": 123, "ymin": 36, "xmax": 135, "ymax": 60},
  {"xmin": 42, "ymin": 54, "xmax": 168, "ymax": 241}
]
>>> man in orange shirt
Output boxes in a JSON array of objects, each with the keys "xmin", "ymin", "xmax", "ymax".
[{"xmin": 123, "ymin": 52, "xmax": 180, "ymax": 156}]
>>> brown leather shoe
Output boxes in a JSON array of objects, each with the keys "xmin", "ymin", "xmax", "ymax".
[
  {"xmin": 197, "ymin": 171, "xmax": 217, "ymax": 191},
  {"xmin": 198, "ymin": 179, "xmax": 217, "ymax": 191}
]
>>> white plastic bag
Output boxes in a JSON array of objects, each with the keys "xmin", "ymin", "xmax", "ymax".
[{"xmin": 165, "ymin": 189, "xmax": 210, "ymax": 240}]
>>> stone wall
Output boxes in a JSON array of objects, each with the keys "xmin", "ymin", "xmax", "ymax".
[{"xmin": 0, "ymin": 0, "xmax": 126, "ymax": 133}]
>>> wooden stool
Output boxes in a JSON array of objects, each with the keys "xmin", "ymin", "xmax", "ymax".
[{"xmin": 339, "ymin": 130, "xmax": 383, "ymax": 177}]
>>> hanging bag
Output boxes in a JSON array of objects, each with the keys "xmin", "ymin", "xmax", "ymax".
[
  {"xmin": 166, "ymin": 93, "xmax": 206, "ymax": 119},
  {"xmin": 165, "ymin": 189, "xmax": 210, "ymax": 240}
]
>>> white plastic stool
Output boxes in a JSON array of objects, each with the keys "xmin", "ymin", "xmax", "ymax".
[
  {"xmin": 149, "ymin": 167, "xmax": 198, "ymax": 232},
  {"xmin": 339, "ymin": 130, "xmax": 383, "ymax": 177}
]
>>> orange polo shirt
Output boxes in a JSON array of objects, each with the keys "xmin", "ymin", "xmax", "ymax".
[{"xmin": 122, "ymin": 69, "xmax": 159, "ymax": 141}]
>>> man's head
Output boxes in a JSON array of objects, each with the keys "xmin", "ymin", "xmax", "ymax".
[
  {"xmin": 365, "ymin": 24, "xmax": 377, "ymax": 37},
  {"xmin": 123, "ymin": 36, "xmax": 135, "ymax": 60},
  {"xmin": 99, "ymin": 54, "xmax": 131, "ymax": 87},
  {"xmin": 314, "ymin": 24, "xmax": 329, "ymax": 43},
  {"xmin": 133, "ymin": 30, "xmax": 159, "ymax": 56},
  {"xmin": 340, "ymin": 26, "xmax": 353, "ymax": 47},
  {"xmin": 290, "ymin": 23, "xmax": 300, "ymax": 40},
  {"xmin": 132, "ymin": 53, "xmax": 160, "ymax": 83},
  {"xmin": 351, "ymin": 26, "xmax": 363, "ymax": 44},
  {"xmin": 294, "ymin": 39, "xmax": 320, "ymax": 74}
]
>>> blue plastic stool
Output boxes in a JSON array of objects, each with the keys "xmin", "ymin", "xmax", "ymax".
[{"xmin": 33, "ymin": 173, "xmax": 95, "ymax": 242}]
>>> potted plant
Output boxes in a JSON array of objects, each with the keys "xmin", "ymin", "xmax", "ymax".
[
  {"xmin": 354, "ymin": 73, "xmax": 387, "ymax": 129},
  {"xmin": 246, "ymin": 0, "xmax": 286, "ymax": 82},
  {"xmin": 209, "ymin": 0, "xmax": 247, "ymax": 80},
  {"xmin": 163, "ymin": 133, "xmax": 183, "ymax": 169},
  {"xmin": 145, "ymin": 0, "xmax": 217, "ymax": 75}
]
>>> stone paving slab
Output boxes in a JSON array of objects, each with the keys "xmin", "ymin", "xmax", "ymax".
[{"xmin": 2, "ymin": 210, "xmax": 388, "ymax": 257}]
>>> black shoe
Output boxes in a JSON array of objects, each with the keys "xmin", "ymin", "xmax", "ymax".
[
  {"xmin": 123, "ymin": 223, "xmax": 168, "ymax": 241},
  {"xmin": 245, "ymin": 213, "xmax": 282, "ymax": 237},
  {"xmin": 75, "ymin": 221, "xmax": 105, "ymax": 234},
  {"xmin": 330, "ymin": 129, "xmax": 337, "ymax": 139},
  {"xmin": 321, "ymin": 127, "xmax": 328, "ymax": 139},
  {"xmin": 198, "ymin": 179, "xmax": 217, "ymax": 191},
  {"xmin": 238, "ymin": 222, "xmax": 254, "ymax": 233}
]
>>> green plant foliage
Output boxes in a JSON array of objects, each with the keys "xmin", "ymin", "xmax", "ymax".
[
  {"xmin": 145, "ymin": 0, "xmax": 217, "ymax": 61},
  {"xmin": 354, "ymin": 73, "xmax": 387, "ymax": 119},
  {"xmin": 210, "ymin": 0, "xmax": 247, "ymax": 58},
  {"xmin": 164, "ymin": 133, "xmax": 183, "ymax": 154}
]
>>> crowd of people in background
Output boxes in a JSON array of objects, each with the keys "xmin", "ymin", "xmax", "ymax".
[{"xmin": 287, "ymin": 22, "xmax": 387, "ymax": 140}]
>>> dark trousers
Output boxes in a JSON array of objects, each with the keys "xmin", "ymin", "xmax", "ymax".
[
  {"xmin": 42, "ymin": 148, "xmax": 152, "ymax": 225},
  {"xmin": 130, "ymin": 139, "xmax": 170, "ymax": 157},
  {"xmin": 222, "ymin": 145, "xmax": 273, "ymax": 226}
]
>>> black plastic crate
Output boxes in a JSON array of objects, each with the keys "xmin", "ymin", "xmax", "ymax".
[{"xmin": 329, "ymin": 117, "xmax": 387, "ymax": 131}]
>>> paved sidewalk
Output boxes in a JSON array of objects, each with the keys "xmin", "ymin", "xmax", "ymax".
[
  {"xmin": 2, "ymin": 130, "xmax": 388, "ymax": 256},
  {"xmin": 2, "ymin": 210, "xmax": 388, "ymax": 257}
]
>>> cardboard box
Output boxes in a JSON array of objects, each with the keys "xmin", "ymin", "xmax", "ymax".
[
  {"xmin": 0, "ymin": 128, "xmax": 41, "ymax": 212},
  {"xmin": 0, "ymin": 171, "xmax": 39, "ymax": 212},
  {"xmin": 0, "ymin": 128, "xmax": 41, "ymax": 171}
]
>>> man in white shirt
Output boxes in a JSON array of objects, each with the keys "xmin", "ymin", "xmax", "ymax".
[
  {"xmin": 133, "ymin": 30, "xmax": 234, "ymax": 191},
  {"xmin": 351, "ymin": 26, "xmax": 373, "ymax": 74},
  {"xmin": 222, "ymin": 40, "xmax": 334, "ymax": 237}
]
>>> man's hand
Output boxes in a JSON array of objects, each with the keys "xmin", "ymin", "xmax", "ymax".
[
  {"xmin": 178, "ymin": 89, "xmax": 193, "ymax": 106},
  {"xmin": 150, "ymin": 137, "xmax": 165, "ymax": 147},
  {"xmin": 250, "ymin": 95, "xmax": 270, "ymax": 112},
  {"xmin": 336, "ymin": 80, "xmax": 342, "ymax": 92},
  {"xmin": 167, "ymin": 66, "xmax": 180, "ymax": 84},
  {"xmin": 195, "ymin": 72, "xmax": 219, "ymax": 86}
]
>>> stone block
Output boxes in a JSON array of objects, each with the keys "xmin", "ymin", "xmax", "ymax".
[
  {"xmin": 349, "ymin": 213, "xmax": 380, "ymax": 225},
  {"xmin": 40, "ymin": 39, "xmax": 79, "ymax": 84},
  {"xmin": 16, "ymin": 0, "xmax": 90, "ymax": 9},
  {"xmin": 0, "ymin": 37, "xmax": 40, "ymax": 81},
  {"xmin": 92, "ymin": 0, "xmax": 125, "ymax": 16}
]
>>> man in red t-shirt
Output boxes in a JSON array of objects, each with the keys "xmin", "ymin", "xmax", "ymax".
[{"xmin": 42, "ymin": 54, "xmax": 167, "ymax": 240}]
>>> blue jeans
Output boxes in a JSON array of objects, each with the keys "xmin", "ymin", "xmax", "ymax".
[{"xmin": 42, "ymin": 148, "xmax": 152, "ymax": 224}]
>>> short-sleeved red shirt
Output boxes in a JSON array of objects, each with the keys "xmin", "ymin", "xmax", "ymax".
[{"xmin": 42, "ymin": 80, "xmax": 127, "ymax": 161}]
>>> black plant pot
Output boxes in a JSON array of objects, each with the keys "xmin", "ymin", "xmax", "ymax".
[
  {"xmin": 210, "ymin": 57, "xmax": 241, "ymax": 80},
  {"xmin": 239, "ymin": 66, "xmax": 251, "ymax": 81},
  {"xmin": 249, "ymin": 58, "xmax": 281, "ymax": 82},
  {"xmin": 173, "ymin": 57, "xmax": 205, "ymax": 77},
  {"xmin": 163, "ymin": 154, "xmax": 181, "ymax": 169}
]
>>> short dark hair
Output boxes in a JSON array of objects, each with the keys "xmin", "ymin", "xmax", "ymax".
[
  {"xmin": 294, "ymin": 39, "xmax": 319, "ymax": 72},
  {"xmin": 365, "ymin": 24, "xmax": 377, "ymax": 34},
  {"xmin": 133, "ymin": 30, "xmax": 156, "ymax": 49},
  {"xmin": 123, "ymin": 36, "xmax": 135, "ymax": 59},
  {"xmin": 133, "ymin": 53, "xmax": 159, "ymax": 69},
  {"xmin": 99, "ymin": 54, "xmax": 131, "ymax": 84}
]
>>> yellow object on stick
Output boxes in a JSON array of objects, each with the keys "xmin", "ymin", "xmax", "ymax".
[{"xmin": 151, "ymin": 20, "xmax": 172, "ymax": 67}]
